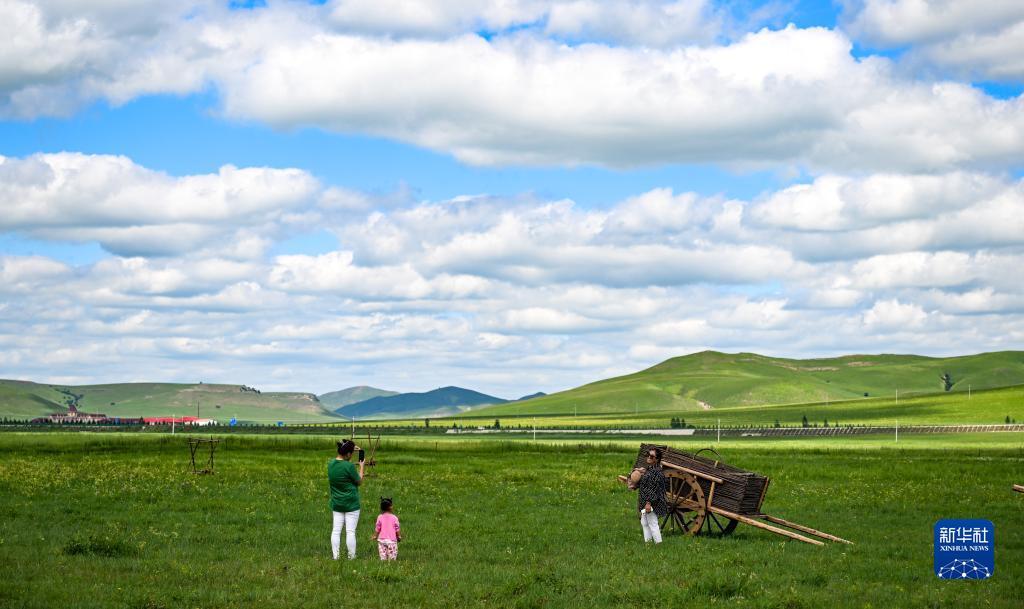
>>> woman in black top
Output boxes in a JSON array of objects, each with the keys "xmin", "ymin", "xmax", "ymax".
[{"xmin": 636, "ymin": 447, "xmax": 669, "ymax": 543}]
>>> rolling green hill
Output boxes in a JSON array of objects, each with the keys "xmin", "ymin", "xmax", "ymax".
[
  {"xmin": 0, "ymin": 380, "xmax": 341, "ymax": 423},
  {"xmin": 0, "ymin": 380, "xmax": 68, "ymax": 419},
  {"xmin": 469, "ymin": 350, "xmax": 1024, "ymax": 417},
  {"xmin": 400, "ymin": 384, "xmax": 1019, "ymax": 429},
  {"xmin": 319, "ymin": 386, "xmax": 398, "ymax": 410}
]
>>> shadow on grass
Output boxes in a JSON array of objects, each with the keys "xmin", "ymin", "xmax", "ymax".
[{"xmin": 62, "ymin": 534, "xmax": 138, "ymax": 558}]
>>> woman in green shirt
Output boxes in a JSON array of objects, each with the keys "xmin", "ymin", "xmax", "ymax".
[{"xmin": 328, "ymin": 439, "xmax": 365, "ymax": 559}]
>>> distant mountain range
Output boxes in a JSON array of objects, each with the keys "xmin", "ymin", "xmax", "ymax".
[
  {"xmin": 5, "ymin": 350, "xmax": 1023, "ymax": 422},
  {"xmin": 335, "ymin": 386, "xmax": 509, "ymax": 418},
  {"xmin": 319, "ymin": 386, "xmax": 398, "ymax": 410},
  {"xmin": 0, "ymin": 378, "xmax": 517, "ymax": 421}
]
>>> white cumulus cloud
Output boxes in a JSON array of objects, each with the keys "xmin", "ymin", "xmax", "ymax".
[
  {"xmin": 2, "ymin": 2, "xmax": 1024, "ymax": 172},
  {"xmin": 3, "ymin": 151, "xmax": 1024, "ymax": 396},
  {"xmin": 844, "ymin": 0, "xmax": 1024, "ymax": 81},
  {"xmin": 0, "ymin": 152, "xmax": 321, "ymax": 258}
]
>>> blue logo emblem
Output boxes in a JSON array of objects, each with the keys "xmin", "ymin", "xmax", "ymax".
[{"xmin": 934, "ymin": 519, "xmax": 994, "ymax": 579}]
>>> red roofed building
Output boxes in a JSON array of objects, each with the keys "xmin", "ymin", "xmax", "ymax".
[{"xmin": 143, "ymin": 416, "xmax": 217, "ymax": 426}]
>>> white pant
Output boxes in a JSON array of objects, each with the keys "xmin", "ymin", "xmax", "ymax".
[
  {"xmin": 331, "ymin": 510, "xmax": 360, "ymax": 559},
  {"xmin": 640, "ymin": 510, "xmax": 662, "ymax": 544}
]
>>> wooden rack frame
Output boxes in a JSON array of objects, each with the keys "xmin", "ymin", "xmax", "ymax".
[
  {"xmin": 188, "ymin": 437, "xmax": 220, "ymax": 475},
  {"xmin": 361, "ymin": 432, "xmax": 382, "ymax": 477}
]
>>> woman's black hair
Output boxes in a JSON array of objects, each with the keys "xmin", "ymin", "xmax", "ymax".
[
  {"xmin": 650, "ymin": 447, "xmax": 663, "ymax": 460},
  {"xmin": 337, "ymin": 439, "xmax": 356, "ymax": 456},
  {"xmin": 380, "ymin": 497, "xmax": 393, "ymax": 512}
]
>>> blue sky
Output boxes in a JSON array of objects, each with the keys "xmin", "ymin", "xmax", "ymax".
[
  {"xmin": 0, "ymin": 94, "xmax": 786, "ymax": 204},
  {"xmin": 2, "ymin": 0, "xmax": 1023, "ymax": 407}
]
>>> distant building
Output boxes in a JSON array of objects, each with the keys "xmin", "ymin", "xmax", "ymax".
[
  {"xmin": 142, "ymin": 416, "xmax": 217, "ymax": 426},
  {"xmin": 30, "ymin": 406, "xmax": 215, "ymax": 426},
  {"xmin": 31, "ymin": 405, "xmax": 145, "ymax": 425},
  {"xmin": 33, "ymin": 404, "xmax": 109, "ymax": 424}
]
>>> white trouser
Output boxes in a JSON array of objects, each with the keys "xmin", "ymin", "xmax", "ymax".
[
  {"xmin": 640, "ymin": 510, "xmax": 662, "ymax": 544},
  {"xmin": 331, "ymin": 510, "xmax": 360, "ymax": 559}
]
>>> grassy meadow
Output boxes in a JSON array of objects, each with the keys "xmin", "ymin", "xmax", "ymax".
[{"xmin": 1, "ymin": 432, "xmax": 1022, "ymax": 609}]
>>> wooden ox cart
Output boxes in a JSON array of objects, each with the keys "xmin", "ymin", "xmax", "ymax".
[
  {"xmin": 1014, "ymin": 484, "xmax": 1024, "ymax": 494},
  {"xmin": 620, "ymin": 444, "xmax": 852, "ymax": 546}
]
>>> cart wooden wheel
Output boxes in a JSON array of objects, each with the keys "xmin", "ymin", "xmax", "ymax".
[
  {"xmin": 702, "ymin": 511, "xmax": 739, "ymax": 536},
  {"xmin": 661, "ymin": 471, "xmax": 706, "ymax": 535},
  {"xmin": 691, "ymin": 447, "xmax": 738, "ymax": 536}
]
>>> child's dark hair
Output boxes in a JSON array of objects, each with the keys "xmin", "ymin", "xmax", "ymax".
[
  {"xmin": 380, "ymin": 496, "xmax": 393, "ymax": 512},
  {"xmin": 337, "ymin": 439, "xmax": 355, "ymax": 456}
]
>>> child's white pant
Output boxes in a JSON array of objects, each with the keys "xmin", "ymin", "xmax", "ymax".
[
  {"xmin": 640, "ymin": 510, "xmax": 662, "ymax": 543},
  {"xmin": 331, "ymin": 510, "xmax": 360, "ymax": 559}
]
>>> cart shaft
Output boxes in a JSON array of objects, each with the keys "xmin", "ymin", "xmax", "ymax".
[
  {"xmin": 758, "ymin": 514, "xmax": 853, "ymax": 544},
  {"xmin": 706, "ymin": 507, "xmax": 824, "ymax": 546}
]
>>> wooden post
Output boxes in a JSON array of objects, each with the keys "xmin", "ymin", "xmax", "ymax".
[
  {"xmin": 756, "ymin": 477, "xmax": 771, "ymax": 512},
  {"xmin": 189, "ymin": 438, "xmax": 198, "ymax": 472}
]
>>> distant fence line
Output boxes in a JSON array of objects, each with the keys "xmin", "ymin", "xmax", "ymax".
[
  {"xmin": 443, "ymin": 424, "xmax": 1024, "ymax": 437},
  {"xmin": 444, "ymin": 425, "xmax": 1024, "ymax": 436},
  {"xmin": 2, "ymin": 422, "xmax": 1023, "ymax": 437},
  {"xmin": 692, "ymin": 424, "xmax": 1024, "ymax": 437}
]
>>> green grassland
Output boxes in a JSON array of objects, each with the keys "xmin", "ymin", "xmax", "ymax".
[
  {"xmin": 1, "ymin": 432, "xmax": 1022, "ymax": 608},
  {"xmin": 473, "ymin": 350, "xmax": 1024, "ymax": 417},
  {"xmin": 0, "ymin": 380, "xmax": 340, "ymax": 423}
]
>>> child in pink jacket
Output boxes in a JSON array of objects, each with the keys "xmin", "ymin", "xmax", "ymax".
[{"xmin": 372, "ymin": 497, "xmax": 401, "ymax": 560}]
